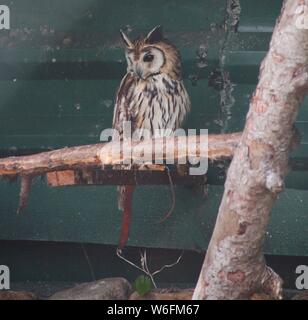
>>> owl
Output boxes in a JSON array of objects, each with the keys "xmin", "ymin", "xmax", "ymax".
[{"xmin": 113, "ymin": 25, "xmax": 191, "ymax": 249}]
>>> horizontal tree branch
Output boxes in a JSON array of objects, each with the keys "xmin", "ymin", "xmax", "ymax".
[{"xmin": 0, "ymin": 132, "xmax": 242, "ymax": 177}]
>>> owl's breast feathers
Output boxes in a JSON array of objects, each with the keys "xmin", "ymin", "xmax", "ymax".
[{"xmin": 113, "ymin": 72, "xmax": 190, "ymax": 138}]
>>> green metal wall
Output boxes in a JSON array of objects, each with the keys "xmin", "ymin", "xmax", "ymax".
[{"xmin": 0, "ymin": 0, "xmax": 307, "ymax": 256}]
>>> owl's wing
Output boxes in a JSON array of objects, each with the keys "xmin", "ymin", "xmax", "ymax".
[{"xmin": 112, "ymin": 73, "xmax": 136, "ymax": 137}]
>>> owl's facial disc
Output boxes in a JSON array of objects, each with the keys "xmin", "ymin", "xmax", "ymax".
[{"xmin": 126, "ymin": 47, "xmax": 165, "ymax": 80}]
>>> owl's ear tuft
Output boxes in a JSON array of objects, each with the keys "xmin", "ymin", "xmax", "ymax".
[
  {"xmin": 120, "ymin": 29, "xmax": 134, "ymax": 49},
  {"xmin": 145, "ymin": 25, "xmax": 163, "ymax": 44}
]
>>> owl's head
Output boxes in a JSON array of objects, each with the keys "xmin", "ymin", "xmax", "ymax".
[{"xmin": 120, "ymin": 26, "xmax": 182, "ymax": 80}]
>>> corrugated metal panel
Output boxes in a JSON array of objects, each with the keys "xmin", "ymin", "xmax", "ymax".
[{"xmin": 0, "ymin": 0, "xmax": 307, "ymax": 256}]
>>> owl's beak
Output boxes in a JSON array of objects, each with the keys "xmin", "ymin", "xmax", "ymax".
[{"xmin": 135, "ymin": 65, "xmax": 144, "ymax": 79}]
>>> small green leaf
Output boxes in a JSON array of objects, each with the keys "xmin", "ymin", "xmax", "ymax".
[{"xmin": 133, "ymin": 275, "xmax": 152, "ymax": 296}]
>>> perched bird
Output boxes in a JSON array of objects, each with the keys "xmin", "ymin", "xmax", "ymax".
[{"xmin": 113, "ymin": 25, "xmax": 191, "ymax": 249}]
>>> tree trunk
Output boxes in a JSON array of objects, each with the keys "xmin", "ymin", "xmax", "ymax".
[{"xmin": 193, "ymin": 0, "xmax": 308, "ymax": 300}]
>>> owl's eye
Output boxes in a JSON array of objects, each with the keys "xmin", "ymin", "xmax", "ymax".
[{"xmin": 143, "ymin": 53, "xmax": 154, "ymax": 62}]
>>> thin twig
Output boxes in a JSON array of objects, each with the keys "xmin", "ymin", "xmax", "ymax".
[
  {"xmin": 81, "ymin": 243, "xmax": 96, "ymax": 281},
  {"xmin": 140, "ymin": 250, "xmax": 157, "ymax": 288},
  {"xmin": 117, "ymin": 248, "xmax": 146, "ymax": 274},
  {"xmin": 116, "ymin": 248, "xmax": 183, "ymax": 289},
  {"xmin": 158, "ymin": 166, "xmax": 176, "ymax": 223},
  {"xmin": 152, "ymin": 251, "xmax": 183, "ymax": 276}
]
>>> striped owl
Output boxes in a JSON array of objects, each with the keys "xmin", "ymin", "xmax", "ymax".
[{"xmin": 113, "ymin": 25, "xmax": 191, "ymax": 249}]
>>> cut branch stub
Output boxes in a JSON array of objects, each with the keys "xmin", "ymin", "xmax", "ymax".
[{"xmin": 17, "ymin": 175, "xmax": 33, "ymax": 214}]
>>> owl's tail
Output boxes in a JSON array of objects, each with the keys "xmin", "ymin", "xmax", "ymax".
[{"xmin": 117, "ymin": 185, "xmax": 135, "ymax": 250}]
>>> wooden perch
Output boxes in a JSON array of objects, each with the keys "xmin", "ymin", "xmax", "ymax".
[
  {"xmin": 46, "ymin": 169, "xmax": 207, "ymax": 187},
  {"xmin": 0, "ymin": 131, "xmax": 240, "ymax": 214},
  {"xmin": 193, "ymin": 0, "xmax": 308, "ymax": 300},
  {"xmin": 0, "ymin": 132, "xmax": 241, "ymax": 177}
]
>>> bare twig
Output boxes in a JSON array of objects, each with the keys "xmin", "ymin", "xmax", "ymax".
[
  {"xmin": 81, "ymin": 243, "xmax": 96, "ymax": 281},
  {"xmin": 116, "ymin": 248, "xmax": 183, "ymax": 288},
  {"xmin": 158, "ymin": 166, "xmax": 176, "ymax": 224}
]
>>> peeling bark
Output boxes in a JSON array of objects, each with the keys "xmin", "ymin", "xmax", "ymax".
[{"xmin": 193, "ymin": 0, "xmax": 308, "ymax": 300}]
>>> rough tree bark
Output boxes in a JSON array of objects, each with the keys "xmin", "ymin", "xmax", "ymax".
[
  {"xmin": 193, "ymin": 0, "xmax": 308, "ymax": 300},
  {"xmin": 0, "ymin": 132, "xmax": 241, "ymax": 177}
]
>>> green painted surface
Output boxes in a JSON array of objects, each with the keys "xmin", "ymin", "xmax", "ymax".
[
  {"xmin": 0, "ymin": 240, "xmax": 307, "ymax": 290},
  {"xmin": 0, "ymin": 0, "xmax": 307, "ymax": 256},
  {"xmin": 1, "ymin": 240, "xmax": 307, "ymax": 291},
  {"xmin": 0, "ymin": 181, "xmax": 307, "ymax": 256}
]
